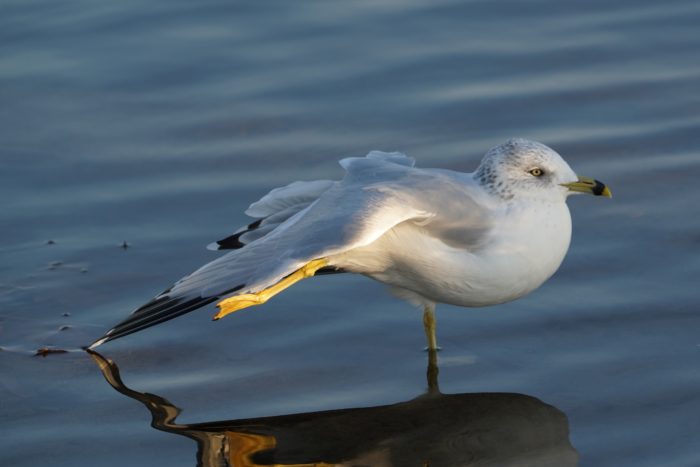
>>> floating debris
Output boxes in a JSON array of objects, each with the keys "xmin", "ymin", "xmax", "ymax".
[{"xmin": 35, "ymin": 347, "xmax": 68, "ymax": 357}]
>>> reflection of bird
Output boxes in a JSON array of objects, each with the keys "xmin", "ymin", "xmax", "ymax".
[
  {"xmin": 90, "ymin": 139, "xmax": 610, "ymax": 349},
  {"xmin": 88, "ymin": 349, "xmax": 578, "ymax": 467}
]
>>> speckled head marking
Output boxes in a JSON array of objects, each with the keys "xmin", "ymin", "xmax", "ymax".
[{"xmin": 474, "ymin": 138, "xmax": 578, "ymax": 201}]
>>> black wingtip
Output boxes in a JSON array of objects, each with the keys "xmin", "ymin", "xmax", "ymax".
[
  {"xmin": 314, "ymin": 266, "xmax": 347, "ymax": 275},
  {"xmin": 211, "ymin": 219, "xmax": 264, "ymax": 250},
  {"xmin": 92, "ymin": 295, "xmax": 219, "ymax": 346}
]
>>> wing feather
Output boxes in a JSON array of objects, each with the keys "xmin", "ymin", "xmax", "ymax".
[{"xmin": 91, "ymin": 151, "xmax": 489, "ymax": 347}]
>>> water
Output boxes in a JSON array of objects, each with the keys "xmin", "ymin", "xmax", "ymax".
[{"xmin": 2, "ymin": 0, "xmax": 699, "ymax": 465}]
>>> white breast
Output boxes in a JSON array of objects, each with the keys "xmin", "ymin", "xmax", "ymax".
[
  {"xmin": 333, "ymin": 199, "xmax": 572, "ymax": 308},
  {"xmin": 456, "ymin": 200, "xmax": 573, "ymax": 306}
]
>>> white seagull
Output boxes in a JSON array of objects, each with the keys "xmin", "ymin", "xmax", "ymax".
[{"xmin": 89, "ymin": 139, "xmax": 610, "ymax": 350}]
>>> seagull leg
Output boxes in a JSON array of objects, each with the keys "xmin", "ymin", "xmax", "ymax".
[
  {"xmin": 214, "ymin": 258, "xmax": 329, "ymax": 320},
  {"xmin": 427, "ymin": 347, "xmax": 440, "ymax": 394},
  {"xmin": 423, "ymin": 304, "xmax": 441, "ymax": 351}
]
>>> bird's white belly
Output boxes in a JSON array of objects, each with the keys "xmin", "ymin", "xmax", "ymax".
[{"xmin": 332, "ymin": 200, "xmax": 572, "ymax": 308}]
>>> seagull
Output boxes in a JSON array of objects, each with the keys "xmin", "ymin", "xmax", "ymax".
[{"xmin": 89, "ymin": 138, "xmax": 610, "ymax": 350}]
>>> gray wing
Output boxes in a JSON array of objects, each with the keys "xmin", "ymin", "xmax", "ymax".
[
  {"xmin": 208, "ymin": 151, "xmax": 416, "ymax": 251},
  {"xmin": 91, "ymin": 151, "xmax": 491, "ymax": 347},
  {"xmin": 207, "ymin": 179, "xmax": 336, "ymax": 250}
]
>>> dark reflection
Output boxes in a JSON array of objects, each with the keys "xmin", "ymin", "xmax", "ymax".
[{"xmin": 88, "ymin": 350, "xmax": 578, "ymax": 466}]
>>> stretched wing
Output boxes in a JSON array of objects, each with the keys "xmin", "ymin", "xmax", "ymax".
[
  {"xmin": 207, "ymin": 179, "xmax": 335, "ymax": 251},
  {"xmin": 208, "ymin": 151, "xmax": 416, "ymax": 251},
  {"xmin": 90, "ymin": 151, "xmax": 439, "ymax": 347}
]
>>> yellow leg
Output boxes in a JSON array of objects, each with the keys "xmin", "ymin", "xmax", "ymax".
[
  {"xmin": 427, "ymin": 348, "xmax": 440, "ymax": 395},
  {"xmin": 213, "ymin": 258, "xmax": 329, "ymax": 320},
  {"xmin": 423, "ymin": 305, "xmax": 439, "ymax": 351}
]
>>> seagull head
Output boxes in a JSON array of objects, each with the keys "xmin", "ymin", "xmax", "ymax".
[{"xmin": 474, "ymin": 138, "xmax": 611, "ymax": 201}]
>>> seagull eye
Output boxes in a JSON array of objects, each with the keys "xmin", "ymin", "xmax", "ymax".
[{"xmin": 529, "ymin": 168, "xmax": 544, "ymax": 177}]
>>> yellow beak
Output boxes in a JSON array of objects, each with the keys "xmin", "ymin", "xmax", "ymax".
[{"xmin": 561, "ymin": 176, "xmax": 612, "ymax": 198}]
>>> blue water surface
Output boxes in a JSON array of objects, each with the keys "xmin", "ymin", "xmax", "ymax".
[{"xmin": 2, "ymin": 1, "xmax": 699, "ymax": 466}]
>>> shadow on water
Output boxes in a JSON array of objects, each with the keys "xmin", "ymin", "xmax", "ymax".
[{"xmin": 88, "ymin": 350, "xmax": 578, "ymax": 467}]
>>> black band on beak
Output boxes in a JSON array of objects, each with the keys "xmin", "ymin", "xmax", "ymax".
[{"xmin": 592, "ymin": 179, "xmax": 607, "ymax": 196}]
